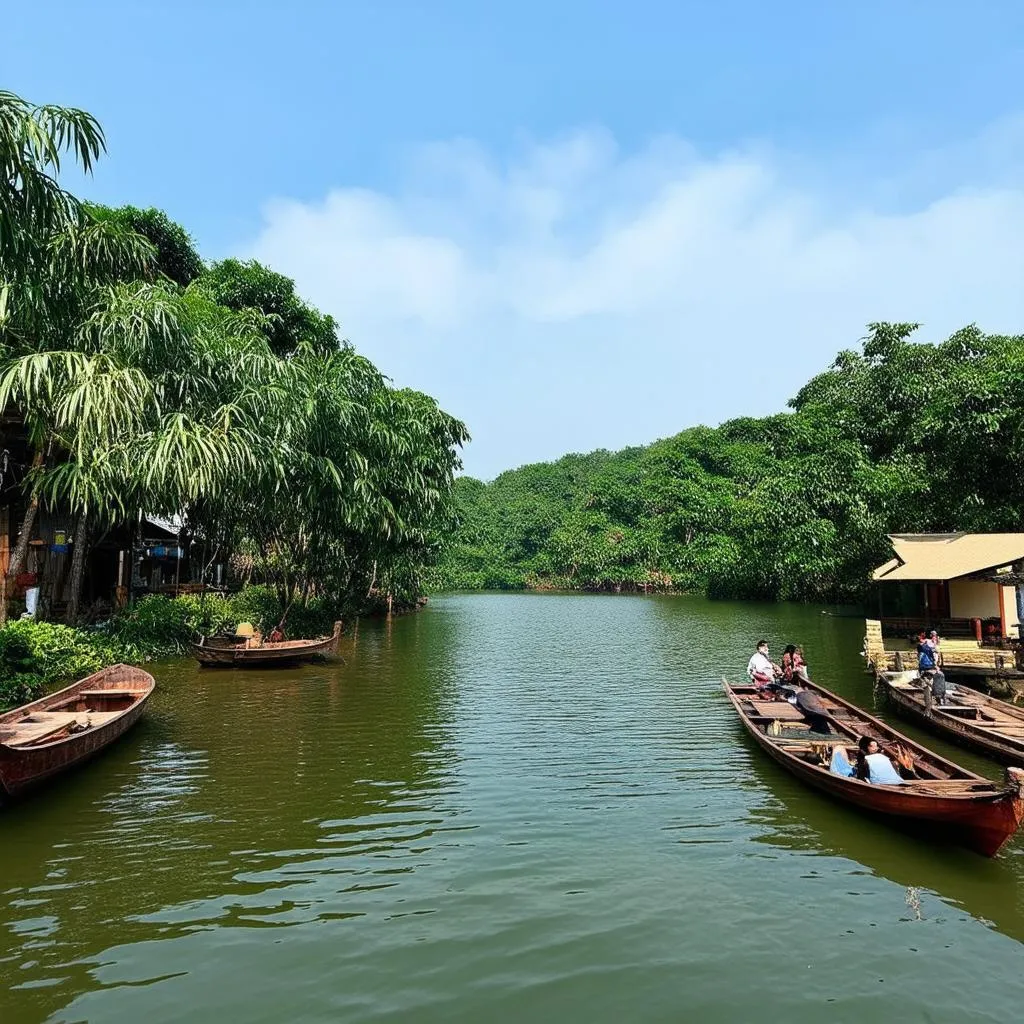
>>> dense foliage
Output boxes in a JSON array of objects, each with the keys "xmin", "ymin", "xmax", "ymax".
[
  {"xmin": 0, "ymin": 89, "xmax": 467, "ymax": 628},
  {"xmin": 431, "ymin": 322, "xmax": 1024, "ymax": 604}
]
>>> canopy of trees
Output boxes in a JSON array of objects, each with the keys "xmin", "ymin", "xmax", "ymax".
[
  {"xmin": 0, "ymin": 89, "xmax": 468, "ymax": 624},
  {"xmin": 431, "ymin": 322, "xmax": 1024, "ymax": 603}
]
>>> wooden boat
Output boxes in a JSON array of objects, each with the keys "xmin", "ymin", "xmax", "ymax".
[
  {"xmin": 880, "ymin": 668, "xmax": 1024, "ymax": 767},
  {"xmin": 192, "ymin": 620, "xmax": 342, "ymax": 668},
  {"xmin": 0, "ymin": 664, "xmax": 155, "ymax": 799},
  {"xmin": 723, "ymin": 677, "xmax": 1024, "ymax": 857}
]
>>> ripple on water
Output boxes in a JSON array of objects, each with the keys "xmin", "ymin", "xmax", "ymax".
[{"xmin": 2, "ymin": 594, "xmax": 1024, "ymax": 1024}]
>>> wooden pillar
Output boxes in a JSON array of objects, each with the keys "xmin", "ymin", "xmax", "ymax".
[{"xmin": 998, "ymin": 583, "xmax": 1007, "ymax": 639}]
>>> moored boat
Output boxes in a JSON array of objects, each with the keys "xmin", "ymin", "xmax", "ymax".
[
  {"xmin": 880, "ymin": 668, "xmax": 1024, "ymax": 767},
  {"xmin": 723, "ymin": 676, "xmax": 1024, "ymax": 857},
  {"xmin": 0, "ymin": 664, "xmax": 155, "ymax": 799},
  {"xmin": 192, "ymin": 620, "xmax": 343, "ymax": 668}
]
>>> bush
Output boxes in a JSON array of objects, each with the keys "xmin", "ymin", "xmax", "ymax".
[
  {"xmin": 0, "ymin": 620, "xmax": 109, "ymax": 707},
  {"xmin": 222, "ymin": 585, "xmax": 281, "ymax": 633}
]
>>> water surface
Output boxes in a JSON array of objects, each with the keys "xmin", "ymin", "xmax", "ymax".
[{"xmin": 2, "ymin": 593, "xmax": 1024, "ymax": 1022}]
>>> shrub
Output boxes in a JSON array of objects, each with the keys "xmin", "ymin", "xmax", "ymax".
[{"xmin": 222, "ymin": 586, "xmax": 282, "ymax": 633}]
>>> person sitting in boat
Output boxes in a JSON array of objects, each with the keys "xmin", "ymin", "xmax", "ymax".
[
  {"xmin": 790, "ymin": 685, "xmax": 831, "ymax": 734},
  {"xmin": 747, "ymin": 640, "xmax": 780, "ymax": 692},
  {"xmin": 268, "ymin": 627, "xmax": 284, "ymax": 643},
  {"xmin": 781, "ymin": 644, "xmax": 810, "ymax": 685},
  {"xmin": 829, "ymin": 737, "xmax": 907, "ymax": 785}
]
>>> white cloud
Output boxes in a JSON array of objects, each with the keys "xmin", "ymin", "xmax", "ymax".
[{"xmin": 243, "ymin": 126, "xmax": 1024, "ymax": 479}]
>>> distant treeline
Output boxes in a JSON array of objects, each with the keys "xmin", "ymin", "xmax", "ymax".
[{"xmin": 429, "ymin": 323, "xmax": 1024, "ymax": 603}]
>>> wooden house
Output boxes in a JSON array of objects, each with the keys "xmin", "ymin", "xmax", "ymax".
[{"xmin": 865, "ymin": 533, "xmax": 1024, "ymax": 678}]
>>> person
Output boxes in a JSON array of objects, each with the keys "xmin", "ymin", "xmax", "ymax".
[
  {"xmin": 747, "ymin": 640, "xmax": 779, "ymax": 691},
  {"xmin": 268, "ymin": 627, "xmax": 284, "ymax": 643},
  {"xmin": 780, "ymin": 645, "xmax": 798, "ymax": 682},
  {"xmin": 927, "ymin": 630, "xmax": 942, "ymax": 658},
  {"xmin": 917, "ymin": 632, "xmax": 937, "ymax": 675},
  {"xmin": 830, "ymin": 736, "xmax": 907, "ymax": 784},
  {"xmin": 792, "ymin": 684, "xmax": 831, "ymax": 734},
  {"xmin": 854, "ymin": 736, "xmax": 908, "ymax": 784},
  {"xmin": 792, "ymin": 645, "xmax": 809, "ymax": 682},
  {"xmin": 929, "ymin": 669, "xmax": 953, "ymax": 702}
]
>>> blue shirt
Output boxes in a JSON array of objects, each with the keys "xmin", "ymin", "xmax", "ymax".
[{"xmin": 917, "ymin": 641, "xmax": 936, "ymax": 671}]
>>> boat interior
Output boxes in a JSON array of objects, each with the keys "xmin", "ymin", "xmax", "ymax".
[
  {"xmin": 729, "ymin": 683, "xmax": 995, "ymax": 792},
  {"xmin": 0, "ymin": 689, "xmax": 139, "ymax": 749},
  {"xmin": 886, "ymin": 670, "xmax": 1024, "ymax": 741}
]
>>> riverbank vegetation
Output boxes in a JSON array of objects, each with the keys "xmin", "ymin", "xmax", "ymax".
[
  {"xmin": 0, "ymin": 89, "xmax": 467, "ymax": 638},
  {"xmin": 431, "ymin": 322, "xmax": 1024, "ymax": 604},
  {"xmin": 0, "ymin": 588, "xmax": 338, "ymax": 706}
]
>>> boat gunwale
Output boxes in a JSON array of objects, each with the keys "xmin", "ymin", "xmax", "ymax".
[
  {"xmin": 880, "ymin": 668, "xmax": 1024, "ymax": 765},
  {"xmin": 724, "ymin": 675, "xmax": 991, "ymax": 783},
  {"xmin": 0, "ymin": 664, "xmax": 155, "ymax": 754}
]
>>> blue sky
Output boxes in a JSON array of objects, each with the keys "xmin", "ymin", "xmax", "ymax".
[{"xmin": 7, "ymin": 2, "xmax": 1024, "ymax": 478}]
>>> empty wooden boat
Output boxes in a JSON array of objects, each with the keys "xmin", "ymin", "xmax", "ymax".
[
  {"xmin": 880, "ymin": 668, "xmax": 1024, "ymax": 767},
  {"xmin": 723, "ymin": 677, "xmax": 1024, "ymax": 857},
  {"xmin": 0, "ymin": 664, "xmax": 155, "ymax": 799},
  {"xmin": 192, "ymin": 621, "xmax": 342, "ymax": 668}
]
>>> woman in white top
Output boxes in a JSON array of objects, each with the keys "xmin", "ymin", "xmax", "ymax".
[{"xmin": 829, "ymin": 736, "xmax": 908, "ymax": 784}]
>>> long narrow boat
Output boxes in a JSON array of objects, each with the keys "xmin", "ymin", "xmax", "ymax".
[
  {"xmin": 880, "ymin": 668, "xmax": 1024, "ymax": 767},
  {"xmin": 0, "ymin": 664, "xmax": 155, "ymax": 799},
  {"xmin": 723, "ymin": 676, "xmax": 1024, "ymax": 856},
  {"xmin": 191, "ymin": 621, "xmax": 342, "ymax": 668}
]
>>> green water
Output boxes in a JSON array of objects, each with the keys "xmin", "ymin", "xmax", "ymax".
[{"xmin": 3, "ymin": 593, "xmax": 1024, "ymax": 1023}]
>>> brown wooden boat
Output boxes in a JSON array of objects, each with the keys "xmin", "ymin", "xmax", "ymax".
[
  {"xmin": 880, "ymin": 668, "xmax": 1024, "ymax": 767},
  {"xmin": 0, "ymin": 664, "xmax": 155, "ymax": 799},
  {"xmin": 192, "ymin": 621, "xmax": 342, "ymax": 668},
  {"xmin": 723, "ymin": 676, "xmax": 1024, "ymax": 857}
]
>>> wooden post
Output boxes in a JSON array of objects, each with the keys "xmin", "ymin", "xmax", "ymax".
[
  {"xmin": 923, "ymin": 678, "xmax": 933, "ymax": 716},
  {"xmin": 174, "ymin": 530, "xmax": 182, "ymax": 597},
  {"xmin": 998, "ymin": 584, "xmax": 1008, "ymax": 640}
]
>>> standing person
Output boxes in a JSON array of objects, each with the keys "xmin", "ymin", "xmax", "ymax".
[
  {"xmin": 927, "ymin": 630, "xmax": 941, "ymax": 664},
  {"xmin": 917, "ymin": 632, "xmax": 937, "ymax": 676},
  {"xmin": 747, "ymin": 640, "xmax": 779, "ymax": 691}
]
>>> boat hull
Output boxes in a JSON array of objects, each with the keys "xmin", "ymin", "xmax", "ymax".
[
  {"xmin": 881, "ymin": 672, "xmax": 1024, "ymax": 768},
  {"xmin": 192, "ymin": 622, "xmax": 342, "ymax": 668},
  {"xmin": 0, "ymin": 665, "xmax": 155, "ymax": 799},
  {"xmin": 724, "ymin": 678, "xmax": 1024, "ymax": 857}
]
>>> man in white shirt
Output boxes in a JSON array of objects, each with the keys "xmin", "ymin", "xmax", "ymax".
[{"xmin": 747, "ymin": 640, "xmax": 779, "ymax": 690}]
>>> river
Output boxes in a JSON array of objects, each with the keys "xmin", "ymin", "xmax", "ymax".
[{"xmin": 2, "ymin": 593, "xmax": 1024, "ymax": 1022}]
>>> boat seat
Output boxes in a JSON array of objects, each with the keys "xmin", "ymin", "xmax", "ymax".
[
  {"xmin": 1, "ymin": 712, "xmax": 85, "ymax": 746},
  {"xmin": 78, "ymin": 689, "xmax": 140, "ymax": 698},
  {"xmin": 749, "ymin": 700, "xmax": 804, "ymax": 720}
]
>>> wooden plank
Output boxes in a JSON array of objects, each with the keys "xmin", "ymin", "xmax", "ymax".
[
  {"xmin": 78, "ymin": 689, "xmax": 141, "ymax": 698},
  {"xmin": 750, "ymin": 701, "xmax": 803, "ymax": 720}
]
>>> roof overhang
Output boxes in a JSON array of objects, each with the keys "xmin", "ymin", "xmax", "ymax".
[{"xmin": 872, "ymin": 533, "xmax": 1024, "ymax": 584}]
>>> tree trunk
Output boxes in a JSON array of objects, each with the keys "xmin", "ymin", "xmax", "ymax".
[
  {"xmin": 65, "ymin": 513, "xmax": 89, "ymax": 625},
  {"xmin": 1, "ymin": 447, "xmax": 46, "ymax": 627}
]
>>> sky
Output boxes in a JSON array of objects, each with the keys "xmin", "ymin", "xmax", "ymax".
[{"xmin": 7, "ymin": 1, "xmax": 1024, "ymax": 479}]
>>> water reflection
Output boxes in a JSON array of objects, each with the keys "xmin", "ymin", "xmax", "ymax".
[
  {"xmin": 0, "ymin": 611, "xmax": 463, "ymax": 1022},
  {"xmin": 748, "ymin": 782, "xmax": 1024, "ymax": 940},
  {"xmin": 3, "ymin": 595, "xmax": 1024, "ymax": 1024}
]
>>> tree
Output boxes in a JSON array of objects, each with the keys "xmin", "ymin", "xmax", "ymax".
[
  {"xmin": 196, "ymin": 258, "xmax": 339, "ymax": 356},
  {"xmin": 95, "ymin": 205, "xmax": 204, "ymax": 287}
]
